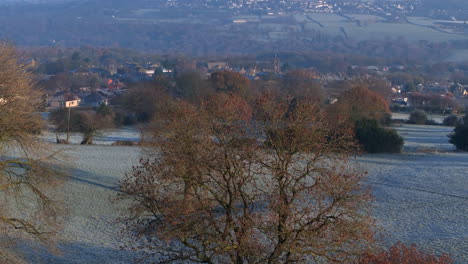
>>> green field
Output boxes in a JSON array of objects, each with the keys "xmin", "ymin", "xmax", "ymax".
[
  {"xmin": 303, "ymin": 13, "xmax": 468, "ymax": 42},
  {"xmin": 116, "ymin": 11, "xmax": 468, "ymax": 43},
  {"xmin": 446, "ymin": 49, "xmax": 468, "ymax": 62}
]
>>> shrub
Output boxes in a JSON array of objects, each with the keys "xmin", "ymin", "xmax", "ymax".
[
  {"xmin": 114, "ymin": 110, "xmax": 137, "ymax": 126},
  {"xmin": 443, "ymin": 115, "xmax": 460, "ymax": 127},
  {"xmin": 425, "ymin": 119, "xmax": 440, "ymax": 126},
  {"xmin": 409, "ymin": 110, "xmax": 427, "ymax": 125},
  {"xmin": 449, "ymin": 116, "xmax": 468, "ymax": 151},
  {"xmin": 355, "ymin": 119, "xmax": 404, "ymax": 153},
  {"xmin": 112, "ymin": 140, "xmax": 136, "ymax": 146},
  {"xmin": 380, "ymin": 112, "xmax": 392, "ymax": 126},
  {"xmin": 360, "ymin": 242, "xmax": 453, "ymax": 264},
  {"xmin": 50, "ymin": 107, "xmax": 115, "ymax": 144}
]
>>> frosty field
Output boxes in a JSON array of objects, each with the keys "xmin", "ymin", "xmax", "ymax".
[{"xmin": 11, "ymin": 124, "xmax": 468, "ymax": 263}]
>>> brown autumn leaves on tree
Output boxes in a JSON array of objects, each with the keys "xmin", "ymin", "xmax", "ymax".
[
  {"xmin": 120, "ymin": 92, "xmax": 375, "ymax": 263},
  {"xmin": 0, "ymin": 43, "xmax": 64, "ymax": 263},
  {"xmin": 328, "ymin": 86, "xmax": 391, "ymax": 123},
  {"xmin": 361, "ymin": 242, "xmax": 453, "ymax": 264}
]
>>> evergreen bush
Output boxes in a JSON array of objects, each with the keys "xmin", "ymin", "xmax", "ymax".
[
  {"xmin": 449, "ymin": 116, "xmax": 468, "ymax": 151},
  {"xmin": 409, "ymin": 110, "xmax": 427, "ymax": 125},
  {"xmin": 355, "ymin": 119, "xmax": 404, "ymax": 153}
]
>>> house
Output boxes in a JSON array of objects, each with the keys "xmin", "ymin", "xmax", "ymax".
[
  {"xmin": 450, "ymin": 83, "xmax": 468, "ymax": 97},
  {"xmin": 82, "ymin": 93, "xmax": 108, "ymax": 107},
  {"xmin": 97, "ymin": 90, "xmax": 114, "ymax": 98},
  {"xmin": 90, "ymin": 68, "xmax": 111, "ymax": 78},
  {"xmin": 392, "ymin": 97, "xmax": 409, "ymax": 107},
  {"xmin": 143, "ymin": 69, "xmax": 155, "ymax": 76},
  {"xmin": 392, "ymin": 86, "xmax": 402, "ymax": 94},
  {"xmin": 366, "ymin": 66, "xmax": 380, "ymax": 71},
  {"xmin": 422, "ymin": 83, "xmax": 449, "ymax": 94},
  {"xmin": 49, "ymin": 92, "xmax": 81, "ymax": 108},
  {"xmin": 207, "ymin": 62, "xmax": 228, "ymax": 71},
  {"xmin": 107, "ymin": 80, "xmax": 126, "ymax": 90}
]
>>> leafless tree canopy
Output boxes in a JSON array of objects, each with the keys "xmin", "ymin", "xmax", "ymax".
[
  {"xmin": 0, "ymin": 43, "xmax": 64, "ymax": 263},
  {"xmin": 120, "ymin": 93, "xmax": 374, "ymax": 263}
]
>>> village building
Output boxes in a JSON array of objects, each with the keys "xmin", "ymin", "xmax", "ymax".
[
  {"xmin": 207, "ymin": 62, "xmax": 229, "ymax": 71},
  {"xmin": 82, "ymin": 93, "xmax": 108, "ymax": 107},
  {"xmin": 49, "ymin": 92, "xmax": 81, "ymax": 108}
]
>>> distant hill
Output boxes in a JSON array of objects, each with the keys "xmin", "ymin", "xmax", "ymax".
[{"xmin": 0, "ymin": 0, "xmax": 466, "ymax": 57}]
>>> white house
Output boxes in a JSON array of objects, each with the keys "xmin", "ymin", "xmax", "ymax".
[{"xmin": 49, "ymin": 92, "xmax": 81, "ymax": 108}]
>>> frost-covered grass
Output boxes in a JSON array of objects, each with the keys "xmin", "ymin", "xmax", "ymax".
[
  {"xmin": 360, "ymin": 152, "xmax": 467, "ymax": 262},
  {"xmin": 391, "ymin": 112, "xmax": 448, "ymax": 124},
  {"xmin": 9, "ymin": 124, "xmax": 468, "ymax": 263},
  {"xmin": 394, "ymin": 124, "xmax": 455, "ymax": 152},
  {"xmin": 356, "ymin": 124, "xmax": 467, "ymax": 263},
  {"xmin": 8, "ymin": 144, "xmax": 144, "ymax": 263},
  {"xmin": 41, "ymin": 127, "xmax": 141, "ymax": 145}
]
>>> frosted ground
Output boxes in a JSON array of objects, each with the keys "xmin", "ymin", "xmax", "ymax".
[{"xmin": 12, "ymin": 124, "xmax": 468, "ymax": 263}]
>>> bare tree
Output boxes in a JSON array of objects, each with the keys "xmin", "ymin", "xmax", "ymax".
[
  {"xmin": 49, "ymin": 105, "xmax": 115, "ymax": 144},
  {"xmin": 282, "ymin": 69, "xmax": 324, "ymax": 102},
  {"xmin": 120, "ymin": 93, "xmax": 374, "ymax": 263},
  {"xmin": 0, "ymin": 43, "xmax": 64, "ymax": 263}
]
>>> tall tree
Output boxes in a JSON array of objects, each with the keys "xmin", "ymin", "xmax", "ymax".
[
  {"xmin": 329, "ymin": 86, "xmax": 390, "ymax": 123},
  {"xmin": 120, "ymin": 94, "xmax": 374, "ymax": 263},
  {"xmin": 0, "ymin": 43, "xmax": 64, "ymax": 263},
  {"xmin": 282, "ymin": 69, "xmax": 324, "ymax": 102},
  {"xmin": 121, "ymin": 81, "xmax": 171, "ymax": 122},
  {"xmin": 210, "ymin": 70, "xmax": 251, "ymax": 97},
  {"xmin": 175, "ymin": 71, "xmax": 212, "ymax": 103}
]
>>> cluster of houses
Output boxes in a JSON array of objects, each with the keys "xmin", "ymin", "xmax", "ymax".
[
  {"xmin": 43, "ymin": 55, "xmax": 468, "ymax": 113},
  {"xmin": 198, "ymin": 58, "xmax": 283, "ymax": 80},
  {"xmin": 45, "ymin": 63, "xmax": 149, "ymax": 108},
  {"xmin": 47, "ymin": 85, "xmax": 125, "ymax": 109},
  {"xmin": 391, "ymin": 82, "xmax": 468, "ymax": 110}
]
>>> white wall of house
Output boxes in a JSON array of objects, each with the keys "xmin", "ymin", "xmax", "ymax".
[
  {"xmin": 50, "ymin": 99, "xmax": 81, "ymax": 108},
  {"xmin": 66, "ymin": 100, "xmax": 81, "ymax": 107}
]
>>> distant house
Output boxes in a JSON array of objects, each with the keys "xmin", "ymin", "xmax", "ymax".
[
  {"xmin": 207, "ymin": 62, "xmax": 228, "ymax": 71},
  {"xmin": 78, "ymin": 87, "xmax": 92, "ymax": 93},
  {"xmin": 83, "ymin": 93, "xmax": 108, "ymax": 107},
  {"xmin": 392, "ymin": 86, "xmax": 402, "ymax": 94},
  {"xmin": 422, "ymin": 83, "xmax": 449, "ymax": 94},
  {"xmin": 233, "ymin": 19, "xmax": 248, "ymax": 23},
  {"xmin": 366, "ymin": 66, "xmax": 380, "ymax": 71},
  {"xmin": 450, "ymin": 83, "xmax": 468, "ymax": 97},
  {"xmin": 107, "ymin": 80, "xmax": 126, "ymax": 90},
  {"xmin": 143, "ymin": 69, "xmax": 155, "ymax": 76},
  {"xmin": 49, "ymin": 92, "xmax": 81, "ymax": 108},
  {"xmin": 392, "ymin": 97, "xmax": 409, "ymax": 107},
  {"xmin": 90, "ymin": 68, "xmax": 111, "ymax": 78}
]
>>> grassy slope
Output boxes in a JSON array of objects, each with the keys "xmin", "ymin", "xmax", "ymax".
[{"xmin": 11, "ymin": 124, "xmax": 468, "ymax": 263}]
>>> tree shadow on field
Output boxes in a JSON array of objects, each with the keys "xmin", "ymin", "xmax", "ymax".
[
  {"xmin": 69, "ymin": 167, "xmax": 121, "ymax": 192},
  {"xmin": 357, "ymin": 153, "xmax": 468, "ymax": 168},
  {"xmin": 10, "ymin": 238, "xmax": 146, "ymax": 264}
]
